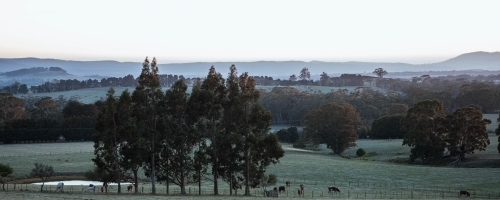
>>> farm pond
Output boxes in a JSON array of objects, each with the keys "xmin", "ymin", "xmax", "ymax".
[{"xmin": 32, "ymin": 180, "xmax": 129, "ymax": 186}]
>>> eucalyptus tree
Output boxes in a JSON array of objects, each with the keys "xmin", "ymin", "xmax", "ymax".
[
  {"xmin": 116, "ymin": 89, "xmax": 144, "ymax": 193},
  {"xmin": 223, "ymin": 65, "xmax": 284, "ymax": 196},
  {"xmin": 187, "ymin": 66, "xmax": 226, "ymax": 195},
  {"xmin": 131, "ymin": 57, "xmax": 162, "ymax": 194},
  {"xmin": 93, "ymin": 88, "xmax": 124, "ymax": 193},
  {"xmin": 159, "ymin": 80, "xmax": 198, "ymax": 194}
]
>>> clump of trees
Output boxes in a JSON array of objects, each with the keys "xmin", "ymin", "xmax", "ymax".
[
  {"xmin": 402, "ymin": 100, "xmax": 491, "ymax": 164},
  {"xmin": 92, "ymin": 58, "xmax": 284, "ymax": 196},
  {"xmin": 302, "ymin": 102, "xmax": 361, "ymax": 154}
]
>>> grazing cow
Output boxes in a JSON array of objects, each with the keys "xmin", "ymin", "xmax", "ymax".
[
  {"xmin": 297, "ymin": 184, "xmax": 304, "ymax": 197},
  {"xmin": 459, "ymin": 190, "xmax": 470, "ymax": 197},
  {"xmin": 56, "ymin": 182, "xmax": 64, "ymax": 192},
  {"xmin": 278, "ymin": 186, "xmax": 286, "ymax": 193},
  {"xmin": 127, "ymin": 184, "xmax": 135, "ymax": 193},
  {"xmin": 328, "ymin": 186, "xmax": 340, "ymax": 194},
  {"xmin": 286, "ymin": 181, "xmax": 290, "ymax": 186}
]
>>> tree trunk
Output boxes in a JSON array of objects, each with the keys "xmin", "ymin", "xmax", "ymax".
[
  {"xmin": 180, "ymin": 153, "xmax": 186, "ymax": 194},
  {"xmin": 213, "ymin": 133, "xmax": 219, "ymax": 195},
  {"xmin": 245, "ymin": 150, "xmax": 250, "ymax": 196},
  {"xmin": 133, "ymin": 169, "xmax": 139, "ymax": 193},
  {"xmin": 117, "ymin": 165, "xmax": 121, "ymax": 193},
  {"xmin": 151, "ymin": 152, "xmax": 156, "ymax": 194},
  {"xmin": 229, "ymin": 171, "xmax": 233, "ymax": 195}
]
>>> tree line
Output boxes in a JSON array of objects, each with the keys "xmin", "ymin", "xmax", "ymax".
[{"xmin": 0, "ymin": 96, "xmax": 98, "ymax": 143}]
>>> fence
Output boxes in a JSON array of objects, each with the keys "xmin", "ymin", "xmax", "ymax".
[
  {"xmin": 0, "ymin": 150, "xmax": 93, "ymax": 158},
  {"xmin": 2, "ymin": 183, "xmax": 499, "ymax": 199}
]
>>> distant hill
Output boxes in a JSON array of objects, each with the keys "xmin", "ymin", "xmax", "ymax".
[
  {"xmin": 1, "ymin": 51, "xmax": 499, "ymax": 83},
  {"xmin": 424, "ymin": 51, "xmax": 500, "ymax": 70}
]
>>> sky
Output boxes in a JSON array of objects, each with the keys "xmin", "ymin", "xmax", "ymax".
[{"xmin": 1, "ymin": 0, "xmax": 499, "ymax": 64}]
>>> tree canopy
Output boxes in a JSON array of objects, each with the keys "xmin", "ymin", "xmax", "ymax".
[
  {"xmin": 401, "ymin": 99, "xmax": 447, "ymax": 163},
  {"xmin": 445, "ymin": 105, "xmax": 491, "ymax": 160},
  {"xmin": 302, "ymin": 102, "xmax": 361, "ymax": 154}
]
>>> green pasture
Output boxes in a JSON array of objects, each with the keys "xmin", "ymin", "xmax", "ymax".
[
  {"xmin": 1, "ymin": 139, "xmax": 499, "ymax": 199},
  {"xmin": 15, "ymin": 85, "xmax": 387, "ymax": 105}
]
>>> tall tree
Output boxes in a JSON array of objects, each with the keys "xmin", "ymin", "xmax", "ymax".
[
  {"xmin": 160, "ymin": 80, "xmax": 198, "ymax": 194},
  {"xmin": 445, "ymin": 105, "xmax": 491, "ymax": 160},
  {"xmin": 131, "ymin": 57, "xmax": 162, "ymax": 194},
  {"xmin": 93, "ymin": 88, "xmax": 124, "ymax": 193},
  {"xmin": 188, "ymin": 66, "xmax": 226, "ymax": 195},
  {"xmin": 401, "ymin": 99, "xmax": 447, "ymax": 163},
  {"xmin": 302, "ymin": 102, "xmax": 361, "ymax": 154},
  {"xmin": 372, "ymin": 68, "xmax": 388, "ymax": 78},
  {"xmin": 289, "ymin": 74, "xmax": 297, "ymax": 82},
  {"xmin": 319, "ymin": 72, "xmax": 330, "ymax": 86},
  {"xmin": 116, "ymin": 89, "xmax": 144, "ymax": 193},
  {"xmin": 223, "ymin": 65, "xmax": 284, "ymax": 196},
  {"xmin": 299, "ymin": 67, "xmax": 311, "ymax": 81}
]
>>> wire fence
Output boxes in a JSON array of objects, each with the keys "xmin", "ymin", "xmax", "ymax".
[
  {"xmin": 0, "ymin": 150, "xmax": 94, "ymax": 158},
  {"xmin": 2, "ymin": 182, "xmax": 499, "ymax": 199}
]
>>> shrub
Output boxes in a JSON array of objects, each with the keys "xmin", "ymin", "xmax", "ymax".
[
  {"xmin": 293, "ymin": 141, "xmax": 306, "ymax": 148},
  {"xmin": 356, "ymin": 148, "xmax": 366, "ymax": 157},
  {"xmin": 276, "ymin": 127, "xmax": 300, "ymax": 143}
]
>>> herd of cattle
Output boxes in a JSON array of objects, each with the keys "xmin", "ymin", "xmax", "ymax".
[
  {"xmin": 265, "ymin": 181, "xmax": 339, "ymax": 197},
  {"xmin": 54, "ymin": 181, "xmax": 471, "ymax": 198},
  {"xmin": 264, "ymin": 181, "xmax": 471, "ymax": 198}
]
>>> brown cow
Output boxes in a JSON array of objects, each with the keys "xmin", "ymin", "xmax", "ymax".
[
  {"xmin": 127, "ymin": 184, "xmax": 134, "ymax": 193},
  {"xmin": 328, "ymin": 186, "xmax": 340, "ymax": 194},
  {"xmin": 459, "ymin": 190, "xmax": 470, "ymax": 198}
]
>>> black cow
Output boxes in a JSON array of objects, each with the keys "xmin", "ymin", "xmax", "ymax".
[
  {"xmin": 278, "ymin": 186, "xmax": 285, "ymax": 193},
  {"xmin": 459, "ymin": 190, "xmax": 470, "ymax": 198},
  {"xmin": 328, "ymin": 186, "xmax": 340, "ymax": 194}
]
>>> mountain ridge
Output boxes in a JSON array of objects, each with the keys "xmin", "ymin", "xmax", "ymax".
[{"xmin": 1, "ymin": 51, "xmax": 499, "ymax": 80}]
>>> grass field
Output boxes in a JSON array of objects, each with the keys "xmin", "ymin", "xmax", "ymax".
[
  {"xmin": 1, "ymin": 138, "xmax": 499, "ymax": 199},
  {"xmin": 15, "ymin": 85, "xmax": 386, "ymax": 104}
]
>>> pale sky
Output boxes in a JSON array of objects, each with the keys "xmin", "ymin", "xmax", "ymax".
[{"xmin": 1, "ymin": 0, "xmax": 499, "ymax": 64}]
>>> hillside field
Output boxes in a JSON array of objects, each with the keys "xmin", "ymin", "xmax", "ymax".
[
  {"xmin": 15, "ymin": 85, "xmax": 384, "ymax": 104},
  {"xmin": 1, "ymin": 137, "xmax": 499, "ymax": 199}
]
